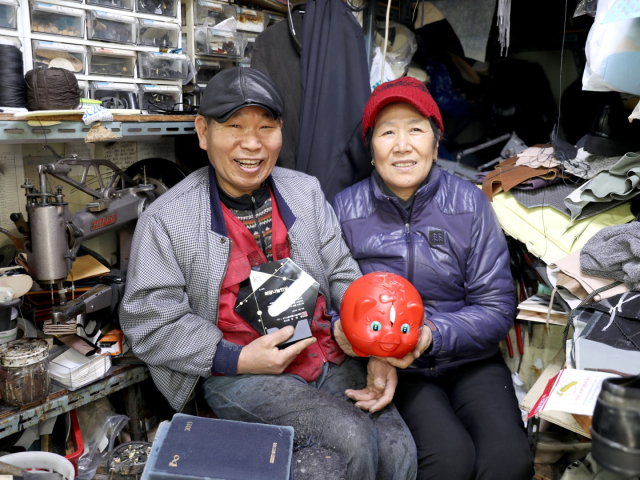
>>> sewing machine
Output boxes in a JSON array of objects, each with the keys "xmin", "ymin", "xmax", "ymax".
[{"xmin": 0, "ymin": 147, "xmax": 183, "ymax": 328}]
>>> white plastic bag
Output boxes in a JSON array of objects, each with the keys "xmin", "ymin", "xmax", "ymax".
[
  {"xmin": 370, "ymin": 46, "xmax": 396, "ymax": 90},
  {"xmin": 374, "ymin": 21, "xmax": 418, "ymax": 71},
  {"xmin": 583, "ymin": 0, "xmax": 640, "ymax": 95}
]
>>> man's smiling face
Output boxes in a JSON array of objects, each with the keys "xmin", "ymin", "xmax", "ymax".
[{"xmin": 195, "ymin": 106, "xmax": 283, "ymax": 197}]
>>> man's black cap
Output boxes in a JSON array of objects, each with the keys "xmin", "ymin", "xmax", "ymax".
[{"xmin": 199, "ymin": 67, "xmax": 285, "ymax": 123}]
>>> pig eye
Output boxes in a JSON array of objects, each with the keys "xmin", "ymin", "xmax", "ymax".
[
  {"xmin": 401, "ymin": 324, "xmax": 410, "ymax": 334},
  {"xmin": 371, "ymin": 321, "xmax": 381, "ymax": 332}
]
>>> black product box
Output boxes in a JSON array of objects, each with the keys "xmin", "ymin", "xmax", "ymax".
[{"xmin": 235, "ymin": 258, "xmax": 319, "ymax": 348}]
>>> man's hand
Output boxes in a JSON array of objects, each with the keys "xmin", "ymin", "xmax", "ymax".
[
  {"xmin": 237, "ymin": 326, "xmax": 317, "ymax": 375},
  {"xmin": 333, "ymin": 319, "xmax": 362, "ymax": 357},
  {"xmin": 377, "ymin": 326, "xmax": 432, "ymax": 369},
  {"xmin": 345, "ymin": 357, "xmax": 397, "ymax": 413}
]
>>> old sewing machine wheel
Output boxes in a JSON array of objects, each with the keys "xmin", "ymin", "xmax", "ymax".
[
  {"xmin": 108, "ymin": 441, "xmax": 152, "ymax": 475},
  {"xmin": 124, "ymin": 158, "xmax": 187, "ymax": 197}
]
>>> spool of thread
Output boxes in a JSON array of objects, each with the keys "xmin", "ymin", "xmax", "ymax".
[
  {"xmin": 0, "ymin": 45, "xmax": 27, "ymax": 109},
  {"xmin": 25, "ymin": 67, "xmax": 81, "ymax": 111}
]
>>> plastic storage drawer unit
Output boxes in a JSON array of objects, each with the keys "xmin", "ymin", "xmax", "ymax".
[
  {"xmin": 194, "ymin": 27, "xmax": 245, "ymax": 58},
  {"xmin": 30, "ymin": 2, "xmax": 84, "ymax": 37},
  {"xmin": 136, "ymin": 0, "xmax": 177, "ymax": 17},
  {"xmin": 91, "ymin": 81, "xmax": 140, "ymax": 109},
  {"xmin": 89, "ymin": 46, "xmax": 136, "ymax": 77},
  {"xmin": 138, "ymin": 19, "xmax": 180, "ymax": 48},
  {"xmin": 140, "ymin": 84, "xmax": 181, "ymax": 112},
  {"xmin": 138, "ymin": 51, "xmax": 189, "ymax": 80},
  {"xmin": 195, "ymin": 0, "xmax": 236, "ymax": 26},
  {"xmin": 240, "ymin": 32, "xmax": 256, "ymax": 65},
  {"xmin": 87, "ymin": 0, "xmax": 133, "ymax": 12},
  {"xmin": 87, "ymin": 10, "xmax": 137, "ymax": 44},
  {"xmin": 195, "ymin": 58, "xmax": 233, "ymax": 84},
  {"xmin": 77, "ymin": 80, "xmax": 89, "ymax": 99},
  {"xmin": 32, "ymin": 41, "xmax": 86, "ymax": 73},
  {"xmin": 0, "ymin": 0, "xmax": 19, "ymax": 30},
  {"xmin": 235, "ymin": 8, "xmax": 264, "ymax": 33}
]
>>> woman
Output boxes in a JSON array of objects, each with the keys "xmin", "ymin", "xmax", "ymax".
[{"xmin": 333, "ymin": 77, "xmax": 534, "ymax": 480}]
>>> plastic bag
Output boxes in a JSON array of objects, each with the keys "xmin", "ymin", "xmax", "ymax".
[
  {"xmin": 374, "ymin": 21, "xmax": 417, "ymax": 71},
  {"xmin": 75, "ymin": 398, "xmax": 129, "ymax": 480},
  {"xmin": 370, "ymin": 46, "xmax": 396, "ymax": 90},
  {"xmin": 583, "ymin": 0, "xmax": 640, "ymax": 95},
  {"xmin": 573, "ymin": 0, "xmax": 597, "ymax": 17}
]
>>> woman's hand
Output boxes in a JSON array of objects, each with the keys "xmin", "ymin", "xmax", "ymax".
[
  {"xmin": 333, "ymin": 319, "xmax": 362, "ymax": 357},
  {"xmin": 377, "ymin": 325, "xmax": 432, "ymax": 369},
  {"xmin": 345, "ymin": 357, "xmax": 397, "ymax": 413}
]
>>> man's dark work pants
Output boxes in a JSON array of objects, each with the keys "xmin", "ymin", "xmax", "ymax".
[{"xmin": 202, "ymin": 357, "xmax": 418, "ymax": 480}]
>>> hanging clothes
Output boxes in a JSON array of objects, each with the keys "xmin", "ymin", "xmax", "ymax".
[
  {"xmin": 251, "ymin": 4, "xmax": 304, "ymax": 170},
  {"xmin": 297, "ymin": 0, "xmax": 372, "ymax": 202}
]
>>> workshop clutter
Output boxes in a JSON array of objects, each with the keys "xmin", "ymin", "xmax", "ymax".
[
  {"xmin": 0, "ymin": 0, "xmax": 287, "ymax": 114},
  {"xmin": 87, "ymin": 11, "xmax": 137, "ymax": 45},
  {"xmin": 0, "ymin": 0, "xmax": 18, "ymax": 29},
  {"xmin": 89, "ymin": 47, "xmax": 136, "ymax": 77}
]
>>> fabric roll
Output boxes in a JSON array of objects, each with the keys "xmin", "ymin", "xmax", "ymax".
[
  {"xmin": 559, "ymin": 148, "xmax": 622, "ymax": 180},
  {"xmin": 490, "ymin": 190, "xmax": 634, "ymax": 264},
  {"xmin": 512, "ymin": 182, "xmax": 626, "ymax": 221},
  {"xmin": 512, "ymin": 177, "xmax": 561, "ymax": 191},
  {"xmin": 551, "ymin": 250, "xmax": 629, "ymax": 302},
  {"xmin": 482, "ymin": 155, "xmax": 568, "ymax": 201},
  {"xmin": 564, "ymin": 151, "xmax": 640, "ymax": 219},
  {"xmin": 580, "ymin": 222, "xmax": 640, "ymax": 290}
]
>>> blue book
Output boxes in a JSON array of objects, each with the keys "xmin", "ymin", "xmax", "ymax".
[{"xmin": 142, "ymin": 414, "xmax": 294, "ymax": 480}]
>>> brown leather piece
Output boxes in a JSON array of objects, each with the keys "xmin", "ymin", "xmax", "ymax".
[{"xmin": 481, "ymin": 154, "xmax": 569, "ymax": 202}]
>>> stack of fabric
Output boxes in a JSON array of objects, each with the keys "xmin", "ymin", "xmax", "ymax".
[{"xmin": 481, "ymin": 145, "xmax": 638, "ymax": 264}]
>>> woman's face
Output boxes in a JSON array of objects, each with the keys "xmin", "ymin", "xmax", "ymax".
[{"xmin": 371, "ymin": 102, "xmax": 438, "ymax": 201}]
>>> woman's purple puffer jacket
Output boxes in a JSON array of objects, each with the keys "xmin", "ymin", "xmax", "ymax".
[{"xmin": 333, "ymin": 164, "xmax": 515, "ymax": 374}]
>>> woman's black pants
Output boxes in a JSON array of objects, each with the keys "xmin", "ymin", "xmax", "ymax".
[{"xmin": 394, "ymin": 353, "xmax": 535, "ymax": 480}]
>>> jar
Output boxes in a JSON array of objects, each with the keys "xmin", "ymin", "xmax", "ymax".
[{"xmin": 0, "ymin": 338, "xmax": 50, "ymax": 407}]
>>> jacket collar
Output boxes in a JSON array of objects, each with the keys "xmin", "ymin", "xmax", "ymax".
[
  {"xmin": 370, "ymin": 163, "xmax": 442, "ymax": 218},
  {"xmin": 208, "ymin": 164, "xmax": 297, "ymax": 236}
]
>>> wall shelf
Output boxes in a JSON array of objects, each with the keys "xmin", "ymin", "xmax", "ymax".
[{"xmin": 0, "ymin": 113, "xmax": 196, "ymax": 143}]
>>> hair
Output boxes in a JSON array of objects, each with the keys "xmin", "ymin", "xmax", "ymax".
[{"xmin": 365, "ymin": 117, "xmax": 443, "ymax": 157}]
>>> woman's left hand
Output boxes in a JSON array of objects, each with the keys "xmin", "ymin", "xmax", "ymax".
[
  {"xmin": 377, "ymin": 326, "xmax": 433, "ymax": 369},
  {"xmin": 345, "ymin": 357, "xmax": 397, "ymax": 413}
]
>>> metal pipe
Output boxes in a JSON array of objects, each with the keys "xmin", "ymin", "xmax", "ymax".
[{"xmin": 456, "ymin": 133, "xmax": 511, "ymax": 162}]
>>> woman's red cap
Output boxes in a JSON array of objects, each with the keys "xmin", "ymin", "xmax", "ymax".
[{"xmin": 362, "ymin": 77, "xmax": 444, "ymax": 143}]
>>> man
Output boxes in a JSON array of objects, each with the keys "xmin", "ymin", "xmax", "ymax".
[{"xmin": 120, "ymin": 67, "xmax": 417, "ymax": 480}]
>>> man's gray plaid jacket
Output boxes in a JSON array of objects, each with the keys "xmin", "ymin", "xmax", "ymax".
[{"xmin": 119, "ymin": 166, "xmax": 361, "ymax": 411}]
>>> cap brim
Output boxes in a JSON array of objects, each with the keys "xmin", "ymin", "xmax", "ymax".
[{"xmin": 207, "ymin": 103, "xmax": 280, "ymax": 123}]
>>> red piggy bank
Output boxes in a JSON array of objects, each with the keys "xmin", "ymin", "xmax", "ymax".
[{"xmin": 340, "ymin": 272, "xmax": 424, "ymax": 358}]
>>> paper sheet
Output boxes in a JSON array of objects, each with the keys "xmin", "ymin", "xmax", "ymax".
[
  {"xmin": 65, "ymin": 142, "xmax": 96, "ymax": 159},
  {"xmin": 69, "ymin": 255, "xmax": 110, "ymax": 281},
  {"xmin": 137, "ymin": 138, "xmax": 176, "ymax": 162},
  {"xmin": 102, "ymin": 141, "xmax": 137, "ymax": 170},
  {"xmin": 0, "ymin": 144, "xmax": 26, "ymax": 231},
  {"xmin": 538, "ymin": 368, "xmax": 619, "ymax": 417}
]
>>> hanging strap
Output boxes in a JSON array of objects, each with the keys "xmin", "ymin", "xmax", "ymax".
[{"xmin": 562, "ymin": 281, "xmax": 622, "ymax": 347}]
